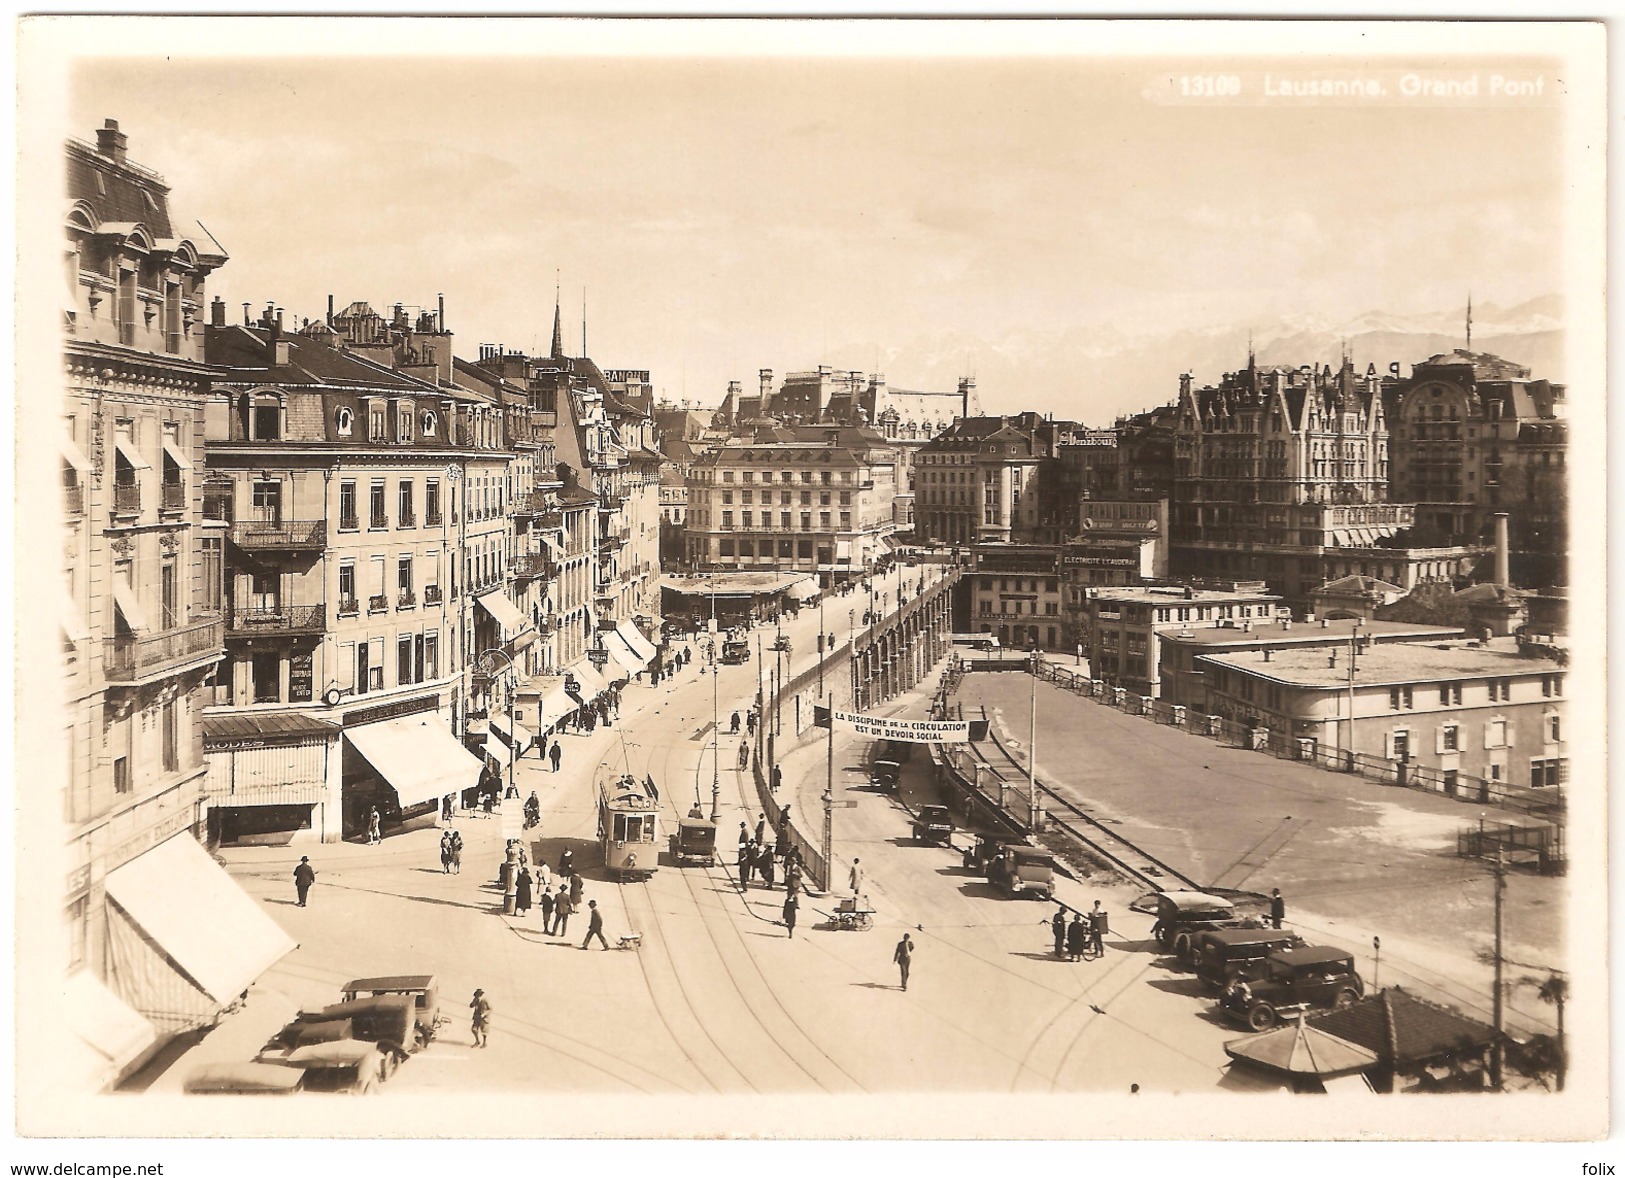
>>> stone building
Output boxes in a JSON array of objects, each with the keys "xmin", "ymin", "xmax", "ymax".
[{"xmin": 914, "ymin": 412, "xmax": 1076, "ymax": 547}]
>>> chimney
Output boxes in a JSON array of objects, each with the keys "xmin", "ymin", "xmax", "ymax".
[
  {"xmin": 438, "ymin": 293, "xmax": 446, "ymax": 334},
  {"xmin": 958, "ymin": 377, "xmax": 975, "ymax": 420},
  {"xmin": 327, "ymin": 294, "xmax": 335, "ymax": 325},
  {"xmin": 759, "ymin": 368, "xmax": 773, "ymax": 403},
  {"xmin": 210, "ymin": 297, "xmax": 225, "ymax": 328},
  {"xmin": 1328, "ymin": 649, "xmax": 1338, "ymax": 667},
  {"xmin": 242, "ymin": 302, "xmax": 251, "ymax": 326},
  {"xmin": 95, "ymin": 118, "xmax": 128, "ymax": 163},
  {"xmin": 266, "ymin": 314, "xmax": 282, "ymax": 366},
  {"xmin": 1494, "ymin": 512, "xmax": 1511, "ymax": 587}
]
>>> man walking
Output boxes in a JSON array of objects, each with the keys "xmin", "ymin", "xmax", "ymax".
[
  {"xmin": 581, "ymin": 899, "xmax": 610, "ymax": 950},
  {"xmin": 293, "ymin": 856, "xmax": 316, "ymax": 907},
  {"xmin": 759, "ymin": 844, "xmax": 777, "ymax": 890},
  {"xmin": 893, "ymin": 933, "xmax": 914, "ymax": 991},
  {"xmin": 1270, "ymin": 888, "xmax": 1286, "ymax": 930},
  {"xmin": 469, "ymin": 989, "xmax": 491, "ymax": 1049},
  {"xmin": 772, "ymin": 764, "xmax": 783, "ymax": 793},
  {"xmin": 755, "ymin": 812, "xmax": 767, "ymax": 845},
  {"xmin": 440, "ymin": 830, "xmax": 454, "ymax": 874},
  {"xmin": 738, "ymin": 840, "xmax": 757, "ymax": 891},
  {"xmin": 848, "ymin": 857, "xmax": 865, "ymax": 900},
  {"xmin": 782, "ymin": 891, "xmax": 799, "ymax": 938},
  {"xmin": 539, "ymin": 884, "xmax": 556, "ymax": 934},
  {"xmin": 738, "ymin": 741, "xmax": 751, "ymax": 771},
  {"xmin": 553, "ymin": 885, "xmax": 573, "ymax": 937},
  {"xmin": 549, "ymin": 741, "xmax": 563, "ymax": 773},
  {"xmin": 367, "ymin": 807, "xmax": 382, "ymax": 846},
  {"xmin": 1051, "ymin": 906, "xmax": 1068, "ymax": 957},
  {"xmin": 569, "ymin": 868, "xmax": 585, "ymax": 909},
  {"xmin": 1089, "ymin": 900, "xmax": 1108, "ymax": 958}
]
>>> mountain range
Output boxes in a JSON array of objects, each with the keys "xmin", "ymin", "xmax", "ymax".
[{"xmin": 827, "ymin": 295, "xmax": 1565, "ymax": 426}]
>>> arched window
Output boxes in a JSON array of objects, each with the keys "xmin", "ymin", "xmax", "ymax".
[
  {"xmin": 335, "ymin": 407, "xmax": 353, "ymax": 437},
  {"xmin": 422, "ymin": 410, "xmax": 437, "ymax": 437}
]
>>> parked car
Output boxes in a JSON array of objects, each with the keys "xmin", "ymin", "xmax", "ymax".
[
  {"xmin": 670, "ymin": 815, "xmax": 718, "ymax": 866},
  {"xmin": 1219, "ymin": 946, "xmax": 1367, "ymax": 1030},
  {"xmin": 340, "ymin": 975, "xmax": 443, "ymax": 1049},
  {"xmin": 870, "ymin": 760, "xmax": 903, "ymax": 792},
  {"xmin": 1150, "ymin": 890, "xmax": 1249, "ymax": 960},
  {"xmin": 286, "ymin": 1039, "xmax": 399, "ymax": 1093},
  {"xmin": 771, "ymin": 634, "xmax": 792, "ymax": 654},
  {"xmin": 183, "ymin": 1062, "xmax": 305, "ymax": 1096},
  {"xmin": 911, "ymin": 805, "xmax": 954, "ymax": 845},
  {"xmin": 988, "ymin": 845, "xmax": 1057, "ymax": 900},
  {"xmin": 720, "ymin": 640, "xmax": 751, "ymax": 665},
  {"xmin": 1192, "ymin": 928, "xmax": 1305, "ymax": 990},
  {"xmin": 264, "ymin": 993, "xmax": 418, "ymax": 1059}
]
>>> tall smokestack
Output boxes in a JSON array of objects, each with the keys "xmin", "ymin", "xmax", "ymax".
[
  {"xmin": 327, "ymin": 294, "xmax": 335, "ymax": 325},
  {"xmin": 438, "ymin": 293, "xmax": 445, "ymax": 333},
  {"xmin": 1494, "ymin": 512, "xmax": 1511, "ymax": 587}
]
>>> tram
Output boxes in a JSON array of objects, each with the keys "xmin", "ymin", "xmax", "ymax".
[{"xmin": 597, "ymin": 773, "xmax": 661, "ymax": 880}]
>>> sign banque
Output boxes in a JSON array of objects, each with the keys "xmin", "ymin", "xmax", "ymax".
[{"xmin": 815, "ymin": 706, "xmax": 989, "ymax": 744}]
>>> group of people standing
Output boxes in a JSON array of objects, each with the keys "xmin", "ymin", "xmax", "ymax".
[{"xmin": 1051, "ymin": 901, "xmax": 1109, "ymax": 962}]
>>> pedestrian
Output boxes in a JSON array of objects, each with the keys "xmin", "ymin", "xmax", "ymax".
[
  {"xmin": 559, "ymin": 847, "xmax": 574, "ymax": 877},
  {"xmin": 759, "ymin": 845, "xmax": 777, "ymax": 889},
  {"xmin": 785, "ymin": 860, "xmax": 802, "ymax": 896},
  {"xmin": 772, "ymin": 764, "xmax": 783, "ymax": 793},
  {"xmin": 367, "ymin": 806, "xmax": 381, "ymax": 846},
  {"xmin": 450, "ymin": 830, "xmax": 463, "ymax": 874},
  {"xmin": 1051, "ymin": 906, "xmax": 1068, "ymax": 957},
  {"xmin": 581, "ymin": 899, "xmax": 610, "ymax": 950},
  {"xmin": 536, "ymin": 860, "xmax": 552, "ymax": 896},
  {"xmin": 782, "ymin": 891, "xmax": 799, "ymax": 938},
  {"xmin": 1089, "ymin": 900, "xmax": 1108, "ymax": 957},
  {"xmin": 1067, "ymin": 913, "xmax": 1087, "ymax": 962},
  {"xmin": 730, "ymin": 711, "xmax": 741, "ymax": 734},
  {"xmin": 469, "ymin": 989, "xmax": 491, "ymax": 1048},
  {"xmin": 737, "ymin": 821, "xmax": 750, "ymax": 854},
  {"xmin": 738, "ymin": 741, "xmax": 750, "ymax": 771},
  {"xmin": 569, "ymin": 868, "xmax": 584, "ymax": 908},
  {"xmin": 483, "ymin": 790, "xmax": 495, "ymax": 817},
  {"xmin": 893, "ymin": 933, "xmax": 914, "ymax": 991},
  {"xmin": 848, "ymin": 856, "xmax": 865, "ymax": 899},
  {"xmin": 539, "ymin": 884, "xmax": 557, "ymax": 934},
  {"xmin": 442, "ymin": 795, "xmax": 454, "ymax": 822},
  {"xmin": 746, "ymin": 710, "xmax": 757, "ymax": 736},
  {"xmin": 440, "ymin": 831, "xmax": 454, "ymax": 874},
  {"xmin": 1270, "ymin": 888, "xmax": 1286, "ymax": 930},
  {"xmin": 515, "ymin": 866, "xmax": 533, "ymax": 916},
  {"xmin": 553, "ymin": 886, "xmax": 573, "ymax": 936},
  {"xmin": 293, "ymin": 856, "xmax": 316, "ymax": 907},
  {"xmin": 738, "ymin": 840, "xmax": 757, "ymax": 891},
  {"xmin": 755, "ymin": 812, "xmax": 767, "ymax": 845}
]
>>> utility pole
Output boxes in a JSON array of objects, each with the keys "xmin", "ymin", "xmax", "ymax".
[
  {"xmin": 1491, "ymin": 850, "xmax": 1506, "ymax": 1089},
  {"xmin": 822, "ymin": 692, "xmax": 835, "ymax": 893},
  {"xmin": 1028, "ymin": 651, "xmax": 1041, "ymax": 832}
]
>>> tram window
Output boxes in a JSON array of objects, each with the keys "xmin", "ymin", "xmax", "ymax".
[
  {"xmin": 625, "ymin": 815, "xmax": 644, "ymax": 841},
  {"xmin": 613, "ymin": 814, "xmax": 628, "ymax": 841}
]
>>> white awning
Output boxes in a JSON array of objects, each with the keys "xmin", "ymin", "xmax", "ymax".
[
  {"xmin": 112, "ymin": 581, "xmax": 149, "ymax": 633},
  {"xmin": 65, "ymin": 970, "xmax": 157, "ymax": 1090},
  {"xmin": 476, "ymin": 591, "xmax": 529, "ymax": 636},
  {"xmin": 489, "ymin": 713, "xmax": 535, "ymax": 755},
  {"xmin": 789, "ymin": 576, "xmax": 822, "ymax": 602},
  {"xmin": 567, "ymin": 660, "xmax": 610, "ymax": 701},
  {"xmin": 614, "ymin": 620, "xmax": 657, "ymax": 665},
  {"xmin": 63, "ymin": 601, "xmax": 91, "ymax": 645},
  {"xmin": 114, "ymin": 436, "xmax": 151, "ymax": 472},
  {"xmin": 62, "ymin": 435, "xmax": 91, "ymax": 474},
  {"xmin": 345, "ymin": 712, "xmax": 483, "ymax": 809},
  {"xmin": 104, "ymin": 833, "xmax": 297, "ymax": 1004},
  {"xmin": 482, "ymin": 735, "xmax": 517, "ymax": 766},
  {"xmin": 161, "ymin": 437, "xmax": 193, "ymax": 472},
  {"xmin": 605, "ymin": 635, "xmax": 642, "ymax": 679},
  {"xmin": 533, "ymin": 682, "xmax": 576, "ymax": 729},
  {"xmin": 541, "ymin": 534, "xmax": 565, "ymax": 560}
]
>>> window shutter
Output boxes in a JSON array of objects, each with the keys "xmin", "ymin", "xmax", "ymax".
[
  {"xmin": 1435, "ymin": 725, "xmax": 1446, "ymax": 755},
  {"xmin": 1505, "ymin": 723, "xmax": 1515, "ymax": 748},
  {"xmin": 368, "ymin": 636, "xmax": 385, "ymax": 672},
  {"xmin": 1558, "ymin": 759, "xmax": 1570, "ymax": 784},
  {"xmin": 1383, "ymin": 731, "xmax": 1393, "ymax": 759},
  {"xmin": 1484, "ymin": 722, "xmax": 1494, "ymax": 751},
  {"xmin": 337, "ymin": 642, "xmax": 355, "ymax": 690}
]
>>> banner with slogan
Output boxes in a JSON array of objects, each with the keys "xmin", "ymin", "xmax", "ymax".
[{"xmin": 814, "ymin": 706, "xmax": 989, "ymax": 744}]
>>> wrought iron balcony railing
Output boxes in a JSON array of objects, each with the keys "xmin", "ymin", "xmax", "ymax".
[
  {"xmin": 226, "ymin": 603, "xmax": 325, "ymax": 636},
  {"xmin": 228, "ymin": 519, "xmax": 327, "ymax": 550},
  {"xmin": 103, "ymin": 616, "xmax": 223, "ymax": 685}
]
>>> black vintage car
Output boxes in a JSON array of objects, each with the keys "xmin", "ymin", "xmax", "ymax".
[
  {"xmin": 910, "ymin": 805, "xmax": 954, "ymax": 845},
  {"xmin": 1192, "ymin": 928, "xmax": 1305, "ymax": 990},
  {"xmin": 1219, "ymin": 946, "xmax": 1366, "ymax": 1030}
]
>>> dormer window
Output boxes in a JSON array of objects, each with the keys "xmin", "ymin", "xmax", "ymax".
[
  {"xmin": 399, "ymin": 408, "xmax": 414, "ymax": 443},
  {"xmin": 422, "ymin": 411, "xmax": 437, "ymax": 437},
  {"xmin": 369, "ymin": 404, "xmax": 386, "ymax": 442},
  {"xmin": 336, "ymin": 407, "xmax": 354, "ymax": 437}
]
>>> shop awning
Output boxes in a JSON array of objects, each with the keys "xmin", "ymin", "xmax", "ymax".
[
  {"xmin": 615, "ymin": 620, "xmax": 658, "ymax": 665},
  {"xmin": 528, "ymin": 680, "xmax": 577, "ymax": 729},
  {"xmin": 345, "ymin": 712, "xmax": 484, "ymax": 809},
  {"xmin": 489, "ymin": 713, "xmax": 535, "ymax": 756},
  {"xmin": 62, "ymin": 435, "xmax": 91, "ymax": 474},
  {"xmin": 114, "ymin": 436, "xmax": 151, "ymax": 472},
  {"xmin": 475, "ymin": 591, "xmax": 529, "ymax": 636},
  {"xmin": 62, "ymin": 600, "xmax": 91, "ymax": 646},
  {"xmin": 104, "ymin": 833, "xmax": 297, "ymax": 1004},
  {"xmin": 65, "ymin": 970, "xmax": 157, "ymax": 1090},
  {"xmin": 567, "ymin": 660, "xmax": 610, "ymax": 702},
  {"xmin": 605, "ymin": 634, "xmax": 642, "ymax": 679},
  {"xmin": 482, "ymin": 736, "xmax": 518, "ymax": 766},
  {"xmin": 788, "ymin": 576, "xmax": 822, "ymax": 602},
  {"xmin": 161, "ymin": 438, "xmax": 192, "ymax": 473},
  {"xmin": 112, "ymin": 581, "xmax": 149, "ymax": 633}
]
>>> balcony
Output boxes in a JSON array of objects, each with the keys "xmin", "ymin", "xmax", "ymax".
[
  {"xmin": 229, "ymin": 519, "xmax": 327, "ymax": 551},
  {"xmin": 160, "ymin": 482, "xmax": 187, "ymax": 513},
  {"xmin": 367, "ymin": 593, "xmax": 390, "ymax": 614},
  {"xmin": 510, "ymin": 553, "xmax": 559, "ymax": 581},
  {"xmin": 112, "ymin": 483, "xmax": 141, "ymax": 517},
  {"xmin": 399, "ymin": 511, "xmax": 417, "ymax": 529},
  {"xmin": 226, "ymin": 603, "xmax": 325, "ymax": 637},
  {"xmin": 103, "ymin": 615, "xmax": 223, "ymax": 686},
  {"xmin": 398, "ymin": 591, "xmax": 417, "ymax": 610},
  {"xmin": 339, "ymin": 513, "xmax": 360, "ymax": 532},
  {"xmin": 65, "ymin": 483, "xmax": 84, "ymax": 516}
]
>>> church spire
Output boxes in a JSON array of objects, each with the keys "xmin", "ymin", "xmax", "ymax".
[
  {"xmin": 550, "ymin": 274, "xmax": 564, "ymax": 358},
  {"xmin": 1465, "ymin": 292, "xmax": 1473, "ymax": 351}
]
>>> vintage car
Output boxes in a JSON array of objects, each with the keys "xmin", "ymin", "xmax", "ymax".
[
  {"xmin": 1150, "ymin": 890, "xmax": 1248, "ymax": 960},
  {"xmin": 340, "ymin": 976, "xmax": 443, "ymax": 1049},
  {"xmin": 720, "ymin": 639, "xmax": 751, "ymax": 665},
  {"xmin": 286, "ymin": 1039, "xmax": 399, "ymax": 1093},
  {"xmin": 1192, "ymin": 927, "xmax": 1305, "ymax": 990},
  {"xmin": 1219, "ymin": 946, "xmax": 1367, "ymax": 1030},
  {"xmin": 870, "ymin": 759, "xmax": 903, "ymax": 792},
  {"xmin": 670, "ymin": 814, "xmax": 718, "ymax": 866},
  {"xmin": 265, "ymin": 993, "xmax": 418, "ymax": 1059},
  {"xmin": 910, "ymin": 804, "xmax": 955, "ymax": 845},
  {"xmin": 771, "ymin": 634, "xmax": 792, "ymax": 654},
  {"xmin": 183, "ymin": 1062, "xmax": 305, "ymax": 1096},
  {"xmin": 988, "ymin": 845, "xmax": 1057, "ymax": 900}
]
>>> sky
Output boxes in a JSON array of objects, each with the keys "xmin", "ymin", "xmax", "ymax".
[{"xmin": 62, "ymin": 32, "xmax": 1572, "ymax": 415}]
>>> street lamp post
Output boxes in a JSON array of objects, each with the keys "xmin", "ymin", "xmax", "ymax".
[
  {"xmin": 708, "ymin": 634, "xmax": 720, "ymax": 822},
  {"xmin": 477, "ymin": 645, "xmax": 519, "ymax": 913}
]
